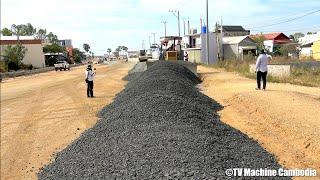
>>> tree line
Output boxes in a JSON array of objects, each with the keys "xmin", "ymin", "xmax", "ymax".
[{"xmin": 0, "ymin": 23, "xmax": 86, "ymax": 72}]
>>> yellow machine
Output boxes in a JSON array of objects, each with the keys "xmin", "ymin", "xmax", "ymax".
[{"xmin": 160, "ymin": 36, "xmax": 182, "ymax": 61}]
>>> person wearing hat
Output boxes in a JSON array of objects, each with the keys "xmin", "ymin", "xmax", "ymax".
[
  {"xmin": 85, "ymin": 64, "xmax": 96, "ymax": 97},
  {"xmin": 255, "ymin": 49, "xmax": 269, "ymax": 90}
]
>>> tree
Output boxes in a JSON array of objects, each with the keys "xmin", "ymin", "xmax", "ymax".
[
  {"xmin": 24, "ymin": 23, "xmax": 36, "ymax": 35},
  {"xmin": 121, "ymin": 46, "xmax": 128, "ymax": 52},
  {"xmin": 290, "ymin": 32, "xmax": 304, "ymax": 42},
  {"xmin": 72, "ymin": 48, "xmax": 85, "ymax": 63},
  {"xmin": 279, "ymin": 44, "xmax": 297, "ymax": 57},
  {"xmin": 35, "ymin": 28, "xmax": 47, "ymax": 41},
  {"xmin": 252, "ymin": 34, "xmax": 266, "ymax": 51},
  {"xmin": 11, "ymin": 23, "xmax": 36, "ymax": 37},
  {"xmin": 307, "ymin": 32, "xmax": 316, "ymax": 35},
  {"xmin": 47, "ymin": 32, "xmax": 58, "ymax": 44},
  {"xmin": 43, "ymin": 44, "xmax": 65, "ymax": 53},
  {"xmin": 1, "ymin": 27, "xmax": 13, "ymax": 36},
  {"xmin": 107, "ymin": 48, "xmax": 112, "ymax": 55},
  {"xmin": 83, "ymin": 43, "xmax": 90, "ymax": 53},
  {"xmin": 3, "ymin": 44, "xmax": 27, "ymax": 71}
]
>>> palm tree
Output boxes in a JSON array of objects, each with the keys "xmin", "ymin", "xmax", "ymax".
[{"xmin": 107, "ymin": 48, "xmax": 112, "ymax": 56}]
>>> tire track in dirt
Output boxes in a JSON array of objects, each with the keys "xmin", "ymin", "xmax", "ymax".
[
  {"xmin": 198, "ymin": 65, "xmax": 320, "ymax": 179},
  {"xmin": 1, "ymin": 62, "xmax": 135, "ymax": 179}
]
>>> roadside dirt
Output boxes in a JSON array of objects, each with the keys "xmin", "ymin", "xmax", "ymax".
[
  {"xmin": 198, "ymin": 65, "xmax": 320, "ymax": 179},
  {"xmin": 0, "ymin": 62, "xmax": 134, "ymax": 179}
]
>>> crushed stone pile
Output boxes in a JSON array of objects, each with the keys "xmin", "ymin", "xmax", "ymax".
[{"xmin": 39, "ymin": 61, "xmax": 287, "ymax": 179}]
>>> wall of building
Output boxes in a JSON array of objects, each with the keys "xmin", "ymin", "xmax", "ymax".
[
  {"xmin": 184, "ymin": 48, "xmax": 201, "ymax": 63},
  {"xmin": 200, "ymin": 32, "xmax": 220, "ymax": 64},
  {"xmin": 300, "ymin": 47, "xmax": 312, "ymax": 58},
  {"xmin": 312, "ymin": 41, "xmax": 320, "ymax": 60},
  {"xmin": 223, "ymin": 44, "xmax": 238, "ymax": 60},
  {"xmin": 0, "ymin": 43, "xmax": 45, "ymax": 68},
  {"xmin": 264, "ymin": 40, "xmax": 274, "ymax": 52}
]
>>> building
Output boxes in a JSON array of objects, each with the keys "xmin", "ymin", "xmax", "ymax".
[
  {"xmin": 127, "ymin": 50, "xmax": 139, "ymax": 58},
  {"xmin": 219, "ymin": 26, "xmax": 250, "ymax": 37},
  {"xmin": 298, "ymin": 32, "xmax": 320, "ymax": 60},
  {"xmin": 0, "ymin": 36, "xmax": 45, "ymax": 68},
  {"xmin": 251, "ymin": 33, "xmax": 291, "ymax": 53},
  {"xmin": 223, "ymin": 36, "xmax": 257, "ymax": 60},
  {"xmin": 183, "ymin": 32, "xmax": 222, "ymax": 64},
  {"xmin": 58, "ymin": 39, "xmax": 73, "ymax": 58}
]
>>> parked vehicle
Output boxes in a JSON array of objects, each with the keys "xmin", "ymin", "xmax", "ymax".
[
  {"xmin": 138, "ymin": 50, "xmax": 148, "ymax": 62},
  {"xmin": 54, "ymin": 61, "xmax": 70, "ymax": 71}
]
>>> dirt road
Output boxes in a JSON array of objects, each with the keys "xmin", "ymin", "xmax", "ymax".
[
  {"xmin": 0, "ymin": 62, "xmax": 134, "ymax": 179},
  {"xmin": 198, "ymin": 66, "xmax": 320, "ymax": 179}
]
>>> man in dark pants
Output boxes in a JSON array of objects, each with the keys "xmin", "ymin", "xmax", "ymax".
[
  {"xmin": 257, "ymin": 71, "xmax": 267, "ymax": 90},
  {"xmin": 85, "ymin": 64, "xmax": 96, "ymax": 97},
  {"xmin": 255, "ymin": 49, "xmax": 269, "ymax": 90}
]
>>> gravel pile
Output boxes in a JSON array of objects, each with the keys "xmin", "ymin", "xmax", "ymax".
[{"xmin": 39, "ymin": 61, "xmax": 287, "ymax": 179}]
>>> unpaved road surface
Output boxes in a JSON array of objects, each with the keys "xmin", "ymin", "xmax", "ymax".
[
  {"xmin": 199, "ymin": 65, "xmax": 320, "ymax": 179},
  {"xmin": 1, "ymin": 62, "xmax": 134, "ymax": 179}
]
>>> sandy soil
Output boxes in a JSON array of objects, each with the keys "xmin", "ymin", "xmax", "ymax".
[
  {"xmin": 0, "ymin": 62, "xmax": 134, "ymax": 179},
  {"xmin": 198, "ymin": 65, "xmax": 320, "ymax": 179}
]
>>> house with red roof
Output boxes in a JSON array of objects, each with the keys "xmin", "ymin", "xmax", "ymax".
[{"xmin": 251, "ymin": 32, "xmax": 291, "ymax": 53}]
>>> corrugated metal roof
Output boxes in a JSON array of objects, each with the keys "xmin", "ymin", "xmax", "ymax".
[
  {"xmin": 223, "ymin": 36, "xmax": 248, "ymax": 44},
  {"xmin": 298, "ymin": 32, "xmax": 320, "ymax": 46},
  {"xmin": 222, "ymin": 26, "xmax": 246, "ymax": 32}
]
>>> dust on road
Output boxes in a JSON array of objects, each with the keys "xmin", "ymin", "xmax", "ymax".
[
  {"xmin": 198, "ymin": 65, "xmax": 320, "ymax": 179},
  {"xmin": 0, "ymin": 62, "xmax": 134, "ymax": 179}
]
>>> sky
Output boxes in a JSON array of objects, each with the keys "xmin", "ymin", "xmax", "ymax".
[{"xmin": 1, "ymin": 0, "xmax": 320, "ymax": 55}]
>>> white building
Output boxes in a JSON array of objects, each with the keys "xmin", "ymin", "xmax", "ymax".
[
  {"xmin": 298, "ymin": 32, "xmax": 320, "ymax": 58},
  {"xmin": 222, "ymin": 36, "xmax": 257, "ymax": 60},
  {"xmin": 183, "ymin": 32, "xmax": 222, "ymax": 64},
  {"xmin": 0, "ymin": 36, "xmax": 45, "ymax": 68}
]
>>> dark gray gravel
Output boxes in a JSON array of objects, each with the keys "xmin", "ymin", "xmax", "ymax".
[{"xmin": 39, "ymin": 61, "xmax": 289, "ymax": 179}]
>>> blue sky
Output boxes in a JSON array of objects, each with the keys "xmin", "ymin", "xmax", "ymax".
[{"xmin": 1, "ymin": 0, "xmax": 320, "ymax": 55}]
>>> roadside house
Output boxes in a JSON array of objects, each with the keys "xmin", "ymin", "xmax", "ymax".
[
  {"xmin": 223, "ymin": 36, "xmax": 257, "ymax": 60},
  {"xmin": 183, "ymin": 32, "xmax": 222, "ymax": 64},
  {"xmin": 219, "ymin": 25, "xmax": 250, "ymax": 37},
  {"xmin": 298, "ymin": 32, "xmax": 320, "ymax": 60},
  {"xmin": 0, "ymin": 36, "xmax": 45, "ymax": 68},
  {"xmin": 251, "ymin": 32, "xmax": 291, "ymax": 53}
]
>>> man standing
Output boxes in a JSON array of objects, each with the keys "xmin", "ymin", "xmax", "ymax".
[
  {"xmin": 184, "ymin": 51, "xmax": 189, "ymax": 61},
  {"xmin": 85, "ymin": 64, "xmax": 96, "ymax": 97},
  {"xmin": 255, "ymin": 49, "xmax": 269, "ymax": 90}
]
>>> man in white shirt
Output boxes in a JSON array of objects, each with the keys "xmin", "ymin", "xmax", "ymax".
[
  {"xmin": 85, "ymin": 64, "xmax": 96, "ymax": 97},
  {"xmin": 255, "ymin": 49, "xmax": 269, "ymax": 90}
]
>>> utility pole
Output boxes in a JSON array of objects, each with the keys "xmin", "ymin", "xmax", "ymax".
[
  {"xmin": 200, "ymin": 17, "xmax": 203, "ymax": 32},
  {"xmin": 220, "ymin": 16, "xmax": 223, "ymax": 61},
  {"xmin": 148, "ymin": 36, "xmax": 151, "ymax": 48},
  {"xmin": 183, "ymin": 19, "xmax": 186, "ymax": 36},
  {"xmin": 187, "ymin": 17, "xmax": 190, "ymax": 34},
  {"xmin": 169, "ymin": 10, "xmax": 181, "ymax": 37},
  {"xmin": 206, "ymin": 0, "xmax": 209, "ymax": 64},
  {"xmin": 152, "ymin": 33, "xmax": 156, "ymax": 44},
  {"xmin": 142, "ymin": 40, "xmax": 145, "ymax": 50},
  {"xmin": 161, "ymin": 21, "xmax": 167, "ymax": 37}
]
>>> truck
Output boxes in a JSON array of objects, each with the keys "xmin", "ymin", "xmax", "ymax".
[
  {"xmin": 138, "ymin": 50, "xmax": 148, "ymax": 62},
  {"xmin": 54, "ymin": 61, "xmax": 70, "ymax": 71}
]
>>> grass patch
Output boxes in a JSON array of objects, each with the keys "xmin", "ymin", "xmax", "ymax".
[{"xmin": 206, "ymin": 58, "xmax": 320, "ymax": 87}]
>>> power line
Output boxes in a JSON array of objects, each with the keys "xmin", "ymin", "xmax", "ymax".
[
  {"xmin": 251, "ymin": 26, "xmax": 320, "ymax": 33},
  {"xmin": 248, "ymin": 9, "xmax": 320, "ymax": 29},
  {"xmin": 243, "ymin": 8, "xmax": 320, "ymax": 27}
]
